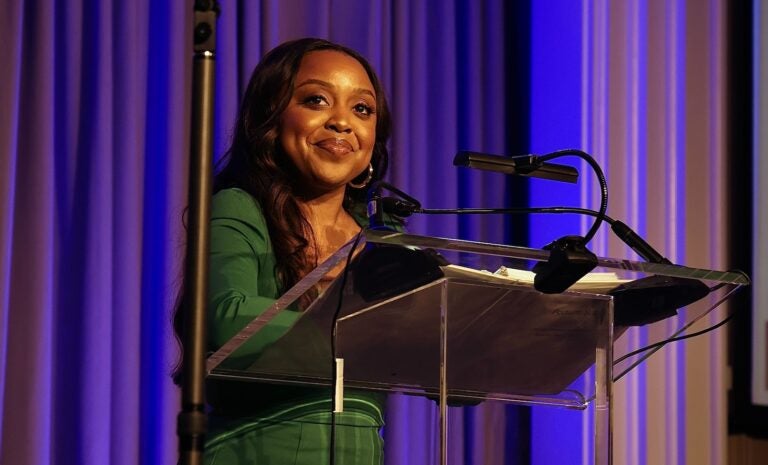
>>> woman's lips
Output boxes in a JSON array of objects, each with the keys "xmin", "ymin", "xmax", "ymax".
[{"xmin": 315, "ymin": 138, "xmax": 354, "ymax": 155}]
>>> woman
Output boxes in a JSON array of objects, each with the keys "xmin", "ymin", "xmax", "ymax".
[{"xmin": 201, "ymin": 38, "xmax": 391, "ymax": 464}]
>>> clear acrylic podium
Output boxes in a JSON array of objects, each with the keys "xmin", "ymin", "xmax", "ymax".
[{"xmin": 206, "ymin": 229, "xmax": 749, "ymax": 465}]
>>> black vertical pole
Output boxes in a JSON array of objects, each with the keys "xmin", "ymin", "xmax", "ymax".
[{"xmin": 178, "ymin": 2, "xmax": 219, "ymax": 464}]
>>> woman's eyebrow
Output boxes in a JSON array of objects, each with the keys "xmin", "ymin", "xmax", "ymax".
[{"xmin": 295, "ymin": 78, "xmax": 375, "ymax": 99}]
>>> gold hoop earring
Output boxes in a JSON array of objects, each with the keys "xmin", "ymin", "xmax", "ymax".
[{"xmin": 348, "ymin": 163, "xmax": 374, "ymax": 189}]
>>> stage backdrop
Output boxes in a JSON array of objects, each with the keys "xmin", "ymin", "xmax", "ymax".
[{"xmin": 0, "ymin": 0, "xmax": 737, "ymax": 464}]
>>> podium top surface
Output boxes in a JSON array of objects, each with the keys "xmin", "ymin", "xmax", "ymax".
[{"xmin": 363, "ymin": 229, "xmax": 749, "ymax": 285}]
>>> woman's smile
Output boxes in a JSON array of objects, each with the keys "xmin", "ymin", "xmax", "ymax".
[{"xmin": 314, "ymin": 137, "xmax": 354, "ymax": 156}]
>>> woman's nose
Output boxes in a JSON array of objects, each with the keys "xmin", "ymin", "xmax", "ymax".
[{"xmin": 325, "ymin": 111, "xmax": 352, "ymax": 133}]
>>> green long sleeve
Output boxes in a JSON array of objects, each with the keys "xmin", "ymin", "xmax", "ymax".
[{"xmin": 207, "ymin": 188, "xmax": 301, "ymax": 369}]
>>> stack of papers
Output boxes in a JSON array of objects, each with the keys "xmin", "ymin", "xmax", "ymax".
[{"xmin": 443, "ymin": 264, "xmax": 631, "ymax": 294}]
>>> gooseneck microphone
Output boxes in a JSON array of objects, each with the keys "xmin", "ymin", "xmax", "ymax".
[
  {"xmin": 368, "ymin": 150, "xmax": 714, "ymax": 329},
  {"xmin": 455, "ymin": 149, "xmax": 609, "ymax": 247},
  {"xmin": 454, "ymin": 149, "xmax": 610, "ymax": 292}
]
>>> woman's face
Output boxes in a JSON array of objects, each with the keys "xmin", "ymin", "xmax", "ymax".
[{"xmin": 279, "ymin": 50, "xmax": 377, "ymax": 195}]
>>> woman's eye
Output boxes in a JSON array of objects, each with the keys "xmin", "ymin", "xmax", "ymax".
[
  {"xmin": 303, "ymin": 95, "xmax": 328, "ymax": 106},
  {"xmin": 354, "ymin": 103, "xmax": 375, "ymax": 116}
]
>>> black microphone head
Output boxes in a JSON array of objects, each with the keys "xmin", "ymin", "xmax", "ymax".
[{"xmin": 381, "ymin": 197, "xmax": 418, "ymax": 217}]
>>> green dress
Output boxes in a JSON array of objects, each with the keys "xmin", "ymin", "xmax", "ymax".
[{"xmin": 204, "ymin": 188, "xmax": 384, "ymax": 465}]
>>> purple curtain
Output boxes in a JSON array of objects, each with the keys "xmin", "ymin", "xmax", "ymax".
[
  {"xmin": 1, "ymin": 0, "xmax": 740, "ymax": 464},
  {"xmin": 1, "ymin": 1, "xmax": 191, "ymax": 464},
  {"xmin": 1, "ymin": 1, "xmax": 516, "ymax": 464}
]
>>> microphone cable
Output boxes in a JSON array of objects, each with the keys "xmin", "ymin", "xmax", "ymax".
[
  {"xmin": 615, "ymin": 306, "xmax": 733, "ymax": 365},
  {"xmin": 611, "ymin": 271, "xmax": 748, "ymax": 381},
  {"xmin": 533, "ymin": 149, "xmax": 609, "ymax": 246},
  {"xmin": 328, "ymin": 228, "xmax": 366, "ymax": 465},
  {"xmin": 580, "ymin": 279, "xmax": 745, "ymax": 404}
]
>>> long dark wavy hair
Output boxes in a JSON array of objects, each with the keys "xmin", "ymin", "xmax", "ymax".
[{"xmin": 215, "ymin": 37, "xmax": 392, "ymax": 290}]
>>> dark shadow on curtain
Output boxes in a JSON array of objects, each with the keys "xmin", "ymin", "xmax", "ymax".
[
  {"xmin": 502, "ymin": 1, "xmax": 532, "ymax": 463},
  {"xmin": 452, "ymin": 0, "xmax": 533, "ymax": 462}
]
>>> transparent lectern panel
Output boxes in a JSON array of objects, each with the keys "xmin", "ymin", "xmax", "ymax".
[
  {"xmin": 335, "ymin": 277, "xmax": 613, "ymax": 408},
  {"xmin": 205, "ymin": 236, "xmax": 363, "ymax": 381},
  {"xmin": 207, "ymin": 229, "xmax": 748, "ymax": 410}
]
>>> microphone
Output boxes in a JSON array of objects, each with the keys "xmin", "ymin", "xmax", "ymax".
[
  {"xmin": 366, "ymin": 181, "xmax": 421, "ymax": 231},
  {"xmin": 366, "ymin": 184, "xmax": 387, "ymax": 230},
  {"xmin": 454, "ymin": 151, "xmax": 579, "ymax": 183}
]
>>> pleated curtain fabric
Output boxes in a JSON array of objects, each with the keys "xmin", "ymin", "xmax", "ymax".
[{"xmin": 0, "ymin": 1, "xmax": 733, "ymax": 464}]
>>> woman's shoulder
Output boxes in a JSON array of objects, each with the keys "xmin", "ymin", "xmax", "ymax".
[{"xmin": 212, "ymin": 188, "xmax": 267, "ymax": 228}]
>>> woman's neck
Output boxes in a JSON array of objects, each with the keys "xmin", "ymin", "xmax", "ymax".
[
  {"xmin": 298, "ymin": 187, "xmax": 360, "ymax": 264},
  {"xmin": 299, "ymin": 187, "xmax": 348, "ymax": 227}
]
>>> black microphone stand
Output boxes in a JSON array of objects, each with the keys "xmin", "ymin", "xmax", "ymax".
[{"xmin": 178, "ymin": 2, "xmax": 219, "ymax": 464}]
